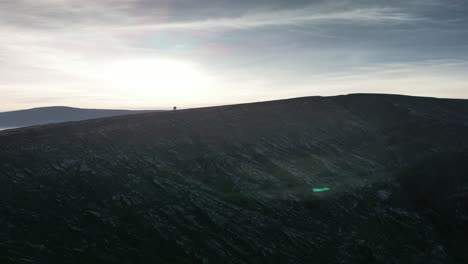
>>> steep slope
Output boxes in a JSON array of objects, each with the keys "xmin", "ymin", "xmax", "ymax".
[
  {"xmin": 0, "ymin": 106, "xmax": 153, "ymax": 128},
  {"xmin": 0, "ymin": 94, "xmax": 467, "ymax": 263}
]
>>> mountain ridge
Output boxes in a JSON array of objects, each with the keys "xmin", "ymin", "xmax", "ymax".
[{"xmin": 0, "ymin": 106, "xmax": 157, "ymax": 129}]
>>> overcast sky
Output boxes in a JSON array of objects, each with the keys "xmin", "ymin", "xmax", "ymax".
[{"xmin": 1, "ymin": 0, "xmax": 467, "ymax": 111}]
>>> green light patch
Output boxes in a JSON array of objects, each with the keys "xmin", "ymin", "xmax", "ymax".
[{"xmin": 313, "ymin": 187, "xmax": 330, "ymax": 192}]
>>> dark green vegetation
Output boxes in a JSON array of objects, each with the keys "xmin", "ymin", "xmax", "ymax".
[
  {"xmin": 0, "ymin": 106, "xmax": 154, "ymax": 128},
  {"xmin": 1, "ymin": 94, "xmax": 468, "ymax": 263}
]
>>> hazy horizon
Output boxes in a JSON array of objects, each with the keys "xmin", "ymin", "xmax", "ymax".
[{"xmin": 1, "ymin": 0, "xmax": 468, "ymax": 111}]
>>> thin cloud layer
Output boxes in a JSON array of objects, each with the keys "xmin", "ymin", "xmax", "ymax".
[
  {"xmin": 118, "ymin": 7, "xmax": 420, "ymax": 31},
  {"xmin": 0, "ymin": 0, "xmax": 467, "ymax": 111}
]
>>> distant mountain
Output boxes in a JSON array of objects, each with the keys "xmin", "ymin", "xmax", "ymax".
[
  {"xmin": 1, "ymin": 94, "xmax": 468, "ymax": 263},
  {"xmin": 0, "ymin": 106, "xmax": 154, "ymax": 128}
]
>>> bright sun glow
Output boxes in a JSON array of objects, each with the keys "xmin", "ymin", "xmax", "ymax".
[{"xmin": 100, "ymin": 58, "xmax": 216, "ymax": 103}]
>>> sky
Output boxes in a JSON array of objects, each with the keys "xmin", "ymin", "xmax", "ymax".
[{"xmin": 1, "ymin": 0, "xmax": 468, "ymax": 111}]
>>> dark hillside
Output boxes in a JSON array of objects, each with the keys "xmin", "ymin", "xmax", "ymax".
[{"xmin": 0, "ymin": 94, "xmax": 467, "ymax": 263}]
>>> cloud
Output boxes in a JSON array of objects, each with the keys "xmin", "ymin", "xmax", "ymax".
[
  {"xmin": 117, "ymin": 7, "xmax": 421, "ymax": 32},
  {"xmin": 0, "ymin": 0, "xmax": 422, "ymax": 32},
  {"xmin": 0, "ymin": 0, "xmax": 467, "ymax": 111}
]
